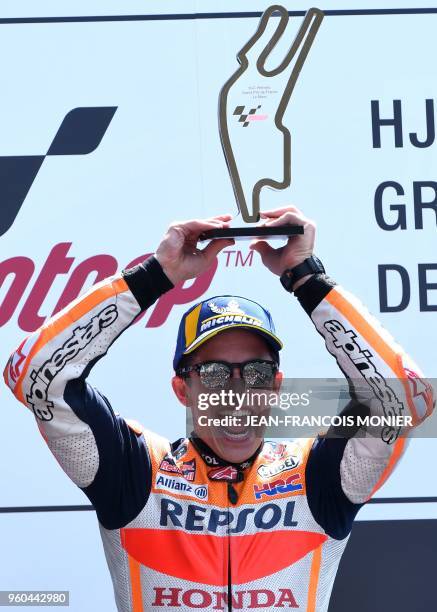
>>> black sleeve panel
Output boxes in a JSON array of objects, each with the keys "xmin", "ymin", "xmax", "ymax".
[
  {"xmin": 122, "ymin": 255, "xmax": 174, "ymax": 311},
  {"xmin": 294, "ymin": 274, "xmax": 337, "ymax": 315}
]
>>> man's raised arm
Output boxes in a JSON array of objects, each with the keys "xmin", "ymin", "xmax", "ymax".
[
  {"xmin": 296, "ymin": 273, "xmax": 435, "ymax": 537},
  {"xmin": 4, "ymin": 215, "xmax": 233, "ymax": 529},
  {"xmin": 250, "ymin": 205, "xmax": 435, "ymax": 538},
  {"xmin": 3, "ymin": 258, "xmax": 172, "ymax": 528}
]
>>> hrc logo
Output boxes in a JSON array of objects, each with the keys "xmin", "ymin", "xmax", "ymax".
[{"xmin": 254, "ymin": 474, "xmax": 303, "ymax": 500}]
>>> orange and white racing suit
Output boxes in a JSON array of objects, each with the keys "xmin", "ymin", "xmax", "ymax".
[{"xmin": 4, "ymin": 256, "xmax": 435, "ymax": 611}]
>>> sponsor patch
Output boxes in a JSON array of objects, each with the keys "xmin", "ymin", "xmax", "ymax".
[
  {"xmin": 257, "ymin": 455, "xmax": 300, "ymax": 479},
  {"xmin": 155, "ymin": 474, "xmax": 208, "ymax": 500},
  {"xmin": 200, "ymin": 313, "xmax": 262, "ymax": 333},
  {"xmin": 404, "ymin": 367, "xmax": 435, "ymax": 419},
  {"xmin": 159, "ymin": 498, "xmax": 298, "ymax": 533},
  {"xmin": 207, "ymin": 298, "xmax": 246, "ymax": 315},
  {"xmin": 262, "ymin": 441, "xmax": 287, "ymax": 463},
  {"xmin": 208, "ymin": 465, "xmax": 239, "ymax": 481},
  {"xmin": 4, "ymin": 334, "xmax": 39, "ymax": 391},
  {"xmin": 254, "ymin": 474, "xmax": 303, "ymax": 500},
  {"xmin": 159, "ymin": 458, "xmax": 196, "ymax": 482},
  {"xmin": 151, "ymin": 586, "xmax": 297, "ymax": 609}
]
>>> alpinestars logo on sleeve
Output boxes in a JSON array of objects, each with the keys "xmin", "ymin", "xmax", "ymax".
[
  {"xmin": 323, "ymin": 319, "xmax": 404, "ymax": 443},
  {"xmin": 27, "ymin": 304, "xmax": 118, "ymax": 421},
  {"xmin": 0, "ymin": 106, "xmax": 116, "ymax": 237}
]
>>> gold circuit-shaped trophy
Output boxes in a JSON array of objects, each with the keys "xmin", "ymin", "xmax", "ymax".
[{"xmin": 201, "ymin": 5, "xmax": 324, "ymax": 241}]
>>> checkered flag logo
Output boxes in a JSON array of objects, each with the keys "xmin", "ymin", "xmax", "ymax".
[
  {"xmin": 233, "ymin": 105, "xmax": 263, "ymax": 127},
  {"xmin": 0, "ymin": 106, "xmax": 116, "ymax": 237}
]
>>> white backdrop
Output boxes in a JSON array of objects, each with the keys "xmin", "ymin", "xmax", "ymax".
[{"xmin": 1, "ymin": 2, "xmax": 437, "ymax": 610}]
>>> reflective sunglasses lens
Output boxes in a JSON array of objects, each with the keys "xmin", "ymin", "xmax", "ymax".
[
  {"xmin": 243, "ymin": 362, "xmax": 276, "ymax": 387},
  {"xmin": 199, "ymin": 362, "xmax": 231, "ymax": 388}
]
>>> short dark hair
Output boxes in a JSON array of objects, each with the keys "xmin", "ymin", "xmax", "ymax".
[{"xmin": 175, "ymin": 353, "xmax": 194, "ymax": 373}]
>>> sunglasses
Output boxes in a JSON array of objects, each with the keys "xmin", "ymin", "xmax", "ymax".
[{"xmin": 176, "ymin": 359, "xmax": 278, "ymax": 389}]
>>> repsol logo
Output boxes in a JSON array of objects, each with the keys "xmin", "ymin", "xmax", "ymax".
[
  {"xmin": 151, "ymin": 587, "xmax": 298, "ymax": 609},
  {"xmin": 324, "ymin": 319, "xmax": 404, "ymax": 443},
  {"xmin": 159, "ymin": 499, "xmax": 298, "ymax": 533},
  {"xmin": 27, "ymin": 304, "xmax": 118, "ymax": 421}
]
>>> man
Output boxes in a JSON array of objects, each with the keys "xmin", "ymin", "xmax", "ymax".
[{"xmin": 4, "ymin": 206, "xmax": 434, "ymax": 612}]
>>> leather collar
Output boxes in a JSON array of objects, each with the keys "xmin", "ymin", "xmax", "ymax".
[{"xmin": 189, "ymin": 433, "xmax": 263, "ymax": 481}]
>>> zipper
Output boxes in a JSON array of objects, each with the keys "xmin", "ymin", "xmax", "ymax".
[
  {"xmin": 226, "ymin": 482, "xmax": 239, "ymax": 612},
  {"xmin": 227, "ymin": 533, "xmax": 232, "ymax": 612}
]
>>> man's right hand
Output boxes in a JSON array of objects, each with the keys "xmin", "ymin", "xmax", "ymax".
[{"xmin": 155, "ymin": 215, "xmax": 234, "ymax": 285}]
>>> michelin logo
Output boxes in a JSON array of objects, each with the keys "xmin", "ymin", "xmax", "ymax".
[
  {"xmin": 200, "ymin": 314, "xmax": 262, "ymax": 333},
  {"xmin": 200, "ymin": 300, "xmax": 263, "ymax": 333},
  {"xmin": 156, "ymin": 474, "xmax": 208, "ymax": 500}
]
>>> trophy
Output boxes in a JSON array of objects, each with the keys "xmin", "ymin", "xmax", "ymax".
[{"xmin": 200, "ymin": 5, "xmax": 324, "ymax": 241}]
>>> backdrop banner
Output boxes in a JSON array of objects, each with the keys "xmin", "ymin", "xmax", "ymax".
[{"xmin": 1, "ymin": 2, "xmax": 436, "ymax": 611}]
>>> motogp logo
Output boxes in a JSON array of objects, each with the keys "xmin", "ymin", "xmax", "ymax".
[
  {"xmin": 0, "ymin": 106, "xmax": 116, "ymax": 237},
  {"xmin": 233, "ymin": 105, "xmax": 268, "ymax": 127}
]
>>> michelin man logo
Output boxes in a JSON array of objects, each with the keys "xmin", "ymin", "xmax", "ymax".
[{"xmin": 208, "ymin": 299, "xmax": 246, "ymax": 316}]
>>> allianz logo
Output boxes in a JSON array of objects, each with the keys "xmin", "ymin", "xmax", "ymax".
[{"xmin": 156, "ymin": 474, "xmax": 208, "ymax": 501}]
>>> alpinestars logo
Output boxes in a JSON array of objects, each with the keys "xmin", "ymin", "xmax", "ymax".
[
  {"xmin": 233, "ymin": 105, "xmax": 268, "ymax": 127},
  {"xmin": 324, "ymin": 319, "xmax": 404, "ymax": 443},
  {"xmin": 208, "ymin": 465, "xmax": 239, "ymax": 481},
  {"xmin": 0, "ymin": 106, "xmax": 116, "ymax": 237},
  {"xmin": 27, "ymin": 304, "xmax": 118, "ymax": 421}
]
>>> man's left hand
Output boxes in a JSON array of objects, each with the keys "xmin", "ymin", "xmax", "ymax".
[{"xmin": 249, "ymin": 206, "xmax": 316, "ymax": 288}]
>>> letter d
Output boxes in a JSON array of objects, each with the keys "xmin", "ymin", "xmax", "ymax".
[{"xmin": 378, "ymin": 265, "xmax": 410, "ymax": 312}]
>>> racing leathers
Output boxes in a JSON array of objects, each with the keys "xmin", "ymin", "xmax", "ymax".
[{"xmin": 4, "ymin": 256, "xmax": 435, "ymax": 612}]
